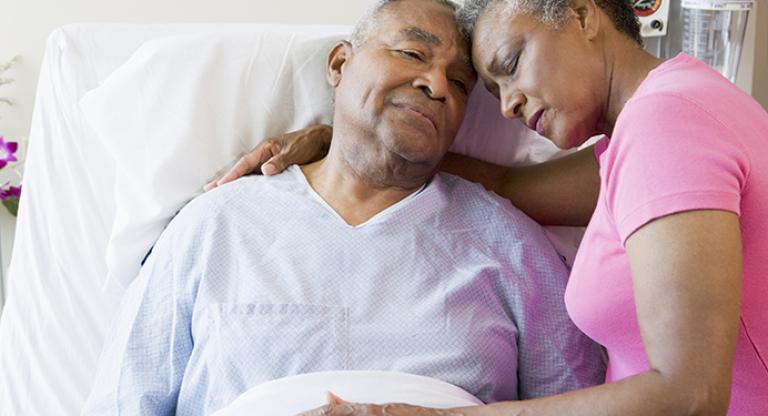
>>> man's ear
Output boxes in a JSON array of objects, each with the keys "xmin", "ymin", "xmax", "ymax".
[
  {"xmin": 571, "ymin": 0, "xmax": 600, "ymax": 40},
  {"xmin": 327, "ymin": 41, "xmax": 352, "ymax": 87}
]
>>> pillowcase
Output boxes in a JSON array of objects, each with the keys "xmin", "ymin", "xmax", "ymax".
[
  {"xmin": 81, "ymin": 27, "xmax": 349, "ymax": 290},
  {"xmin": 81, "ymin": 27, "xmax": 570, "ymax": 291}
]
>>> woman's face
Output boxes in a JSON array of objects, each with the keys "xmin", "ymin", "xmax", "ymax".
[{"xmin": 472, "ymin": 5, "xmax": 608, "ymax": 149}]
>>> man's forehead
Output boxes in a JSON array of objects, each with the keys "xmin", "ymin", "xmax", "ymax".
[
  {"xmin": 383, "ymin": 24, "xmax": 474, "ymax": 72},
  {"xmin": 396, "ymin": 27, "xmax": 442, "ymax": 46}
]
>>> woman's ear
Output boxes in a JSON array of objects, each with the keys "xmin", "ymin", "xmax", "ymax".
[
  {"xmin": 572, "ymin": 0, "xmax": 600, "ymax": 40},
  {"xmin": 327, "ymin": 41, "xmax": 352, "ymax": 87}
]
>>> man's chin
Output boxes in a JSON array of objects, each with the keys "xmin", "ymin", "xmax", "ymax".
[
  {"xmin": 383, "ymin": 133, "xmax": 440, "ymax": 157},
  {"xmin": 388, "ymin": 144, "xmax": 442, "ymax": 166}
]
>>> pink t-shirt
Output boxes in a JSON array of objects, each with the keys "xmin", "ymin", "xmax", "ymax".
[{"xmin": 565, "ymin": 54, "xmax": 768, "ymax": 415}]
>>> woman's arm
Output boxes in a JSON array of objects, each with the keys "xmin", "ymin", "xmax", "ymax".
[
  {"xmin": 299, "ymin": 210, "xmax": 742, "ymax": 416},
  {"xmin": 467, "ymin": 210, "xmax": 742, "ymax": 416},
  {"xmin": 440, "ymin": 147, "xmax": 600, "ymax": 226},
  {"xmin": 204, "ymin": 125, "xmax": 332, "ymax": 191},
  {"xmin": 207, "ymin": 124, "xmax": 601, "ymax": 226}
]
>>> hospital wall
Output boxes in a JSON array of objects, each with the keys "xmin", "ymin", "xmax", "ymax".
[{"xmin": 0, "ymin": 0, "xmax": 766, "ymax": 307}]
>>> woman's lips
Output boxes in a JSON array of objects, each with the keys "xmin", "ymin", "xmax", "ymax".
[
  {"xmin": 536, "ymin": 110, "xmax": 545, "ymax": 135},
  {"xmin": 527, "ymin": 109, "xmax": 544, "ymax": 135}
]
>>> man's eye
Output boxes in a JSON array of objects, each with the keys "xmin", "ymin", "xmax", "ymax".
[
  {"xmin": 451, "ymin": 79, "xmax": 468, "ymax": 94},
  {"xmin": 400, "ymin": 50, "xmax": 424, "ymax": 61}
]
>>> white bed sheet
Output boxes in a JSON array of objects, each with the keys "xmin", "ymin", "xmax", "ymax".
[{"xmin": 0, "ymin": 23, "xmax": 347, "ymax": 416}]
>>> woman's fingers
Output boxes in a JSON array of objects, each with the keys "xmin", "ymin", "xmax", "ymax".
[
  {"xmin": 260, "ymin": 144, "xmax": 293, "ymax": 176},
  {"xmin": 204, "ymin": 141, "xmax": 281, "ymax": 191},
  {"xmin": 254, "ymin": 128, "xmax": 330, "ymax": 176},
  {"xmin": 296, "ymin": 403, "xmax": 375, "ymax": 416},
  {"xmin": 296, "ymin": 402, "xmax": 448, "ymax": 416},
  {"xmin": 204, "ymin": 124, "xmax": 332, "ymax": 192},
  {"xmin": 327, "ymin": 391, "xmax": 347, "ymax": 405}
]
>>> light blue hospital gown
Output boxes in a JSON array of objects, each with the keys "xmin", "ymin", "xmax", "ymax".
[{"xmin": 82, "ymin": 166, "xmax": 605, "ymax": 415}]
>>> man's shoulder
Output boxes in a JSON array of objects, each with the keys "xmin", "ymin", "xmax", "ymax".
[
  {"xmin": 191, "ymin": 170, "xmax": 298, "ymax": 212},
  {"xmin": 431, "ymin": 172, "xmax": 569, "ymax": 283},
  {"xmin": 434, "ymin": 172, "xmax": 541, "ymax": 233},
  {"xmin": 169, "ymin": 171, "xmax": 300, "ymax": 235}
]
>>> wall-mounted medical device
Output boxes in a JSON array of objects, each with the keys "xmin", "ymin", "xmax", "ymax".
[
  {"xmin": 633, "ymin": 0, "xmax": 672, "ymax": 38},
  {"xmin": 636, "ymin": 0, "xmax": 755, "ymax": 83}
]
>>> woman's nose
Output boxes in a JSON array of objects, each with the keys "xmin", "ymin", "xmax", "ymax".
[{"xmin": 500, "ymin": 91, "xmax": 525, "ymax": 120}]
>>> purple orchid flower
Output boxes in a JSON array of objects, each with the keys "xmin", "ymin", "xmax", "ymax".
[
  {"xmin": 0, "ymin": 184, "xmax": 21, "ymax": 201},
  {"xmin": 0, "ymin": 135, "xmax": 19, "ymax": 170},
  {"xmin": 0, "ymin": 182, "xmax": 21, "ymax": 216}
]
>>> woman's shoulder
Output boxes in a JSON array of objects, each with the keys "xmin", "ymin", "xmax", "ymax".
[{"xmin": 625, "ymin": 54, "xmax": 766, "ymax": 134}]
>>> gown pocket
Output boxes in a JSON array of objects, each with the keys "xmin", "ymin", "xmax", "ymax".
[{"xmin": 203, "ymin": 303, "xmax": 350, "ymax": 386}]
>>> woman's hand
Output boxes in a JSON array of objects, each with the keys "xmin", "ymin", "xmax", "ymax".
[
  {"xmin": 296, "ymin": 393, "xmax": 462, "ymax": 416},
  {"xmin": 204, "ymin": 124, "xmax": 332, "ymax": 191},
  {"xmin": 297, "ymin": 403, "xmax": 452, "ymax": 416}
]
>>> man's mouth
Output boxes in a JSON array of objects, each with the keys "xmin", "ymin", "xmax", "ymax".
[{"xmin": 395, "ymin": 103, "xmax": 438, "ymax": 132}]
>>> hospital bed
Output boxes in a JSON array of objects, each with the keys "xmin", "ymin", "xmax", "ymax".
[{"xmin": 0, "ymin": 23, "xmax": 582, "ymax": 415}]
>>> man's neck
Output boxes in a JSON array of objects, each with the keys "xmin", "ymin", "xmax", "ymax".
[{"xmin": 300, "ymin": 150, "xmax": 429, "ymax": 227}]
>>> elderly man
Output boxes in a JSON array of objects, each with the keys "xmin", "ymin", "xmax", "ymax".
[{"xmin": 82, "ymin": 0, "xmax": 604, "ymax": 414}]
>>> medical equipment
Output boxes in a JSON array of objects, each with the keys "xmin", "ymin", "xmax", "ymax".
[
  {"xmin": 681, "ymin": 0, "xmax": 754, "ymax": 82},
  {"xmin": 635, "ymin": 0, "xmax": 755, "ymax": 82}
]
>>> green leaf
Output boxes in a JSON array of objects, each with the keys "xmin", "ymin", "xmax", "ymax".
[{"xmin": 2, "ymin": 196, "xmax": 19, "ymax": 216}]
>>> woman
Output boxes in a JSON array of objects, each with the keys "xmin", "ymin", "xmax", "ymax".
[{"xmin": 207, "ymin": 0, "xmax": 768, "ymax": 414}]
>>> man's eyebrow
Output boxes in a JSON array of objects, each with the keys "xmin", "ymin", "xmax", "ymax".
[
  {"xmin": 398, "ymin": 27, "xmax": 442, "ymax": 46},
  {"xmin": 396, "ymin": 26, "xmax": 473, "ymax": 76}
]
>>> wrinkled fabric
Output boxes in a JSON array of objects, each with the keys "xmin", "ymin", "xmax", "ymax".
[{"xmin": 83, "ymin": 167, "xmax": 605, "ymax": 416}]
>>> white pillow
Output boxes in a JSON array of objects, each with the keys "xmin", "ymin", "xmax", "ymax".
[
  {"xmin": 81, "ymin": 28, "xmax": 571, "ymax": 291},
  {"xmin": 213, "ymin": 370, "xmax": 483, "ymax": 416},
  {"xmin": 81, "ymin": 28, "xmax": 349, "ymax": 290}
]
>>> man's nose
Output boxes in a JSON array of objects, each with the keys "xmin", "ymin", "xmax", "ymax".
[
  {"xmin": 500, "ymin": 89, "xmax": 525, "ymax": 120},
  {"xmin": 413, "ymin": 67, "xmax": 448, "ymax": 102}
]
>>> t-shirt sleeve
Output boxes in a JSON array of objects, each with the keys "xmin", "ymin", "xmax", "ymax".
[{"xmin": 603, "ymin": 93, "xmax": 750, "ymax": 244}]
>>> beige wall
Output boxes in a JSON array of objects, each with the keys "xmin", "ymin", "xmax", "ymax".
[{"xmin": 752, "ymin": 0, "xmax": 768, "ymax": 108}]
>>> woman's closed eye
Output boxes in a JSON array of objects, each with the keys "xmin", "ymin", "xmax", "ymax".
[{"xmin": 503, "ymin": 53, "xmax": 521, "ymax": 76}]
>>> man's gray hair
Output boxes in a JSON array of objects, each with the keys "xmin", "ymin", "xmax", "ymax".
[
  {"xmin": 350, "ymin": 0, "xmax": 464, "ymax": 47},
  {"xmin": 458, "ymin": 0, "xmax": 642, "ymax": 45}
]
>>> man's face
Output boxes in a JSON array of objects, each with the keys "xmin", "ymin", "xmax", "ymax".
[{"xmin": 329, "ymin": 0, "xmax": 476, "ymax": 177}]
